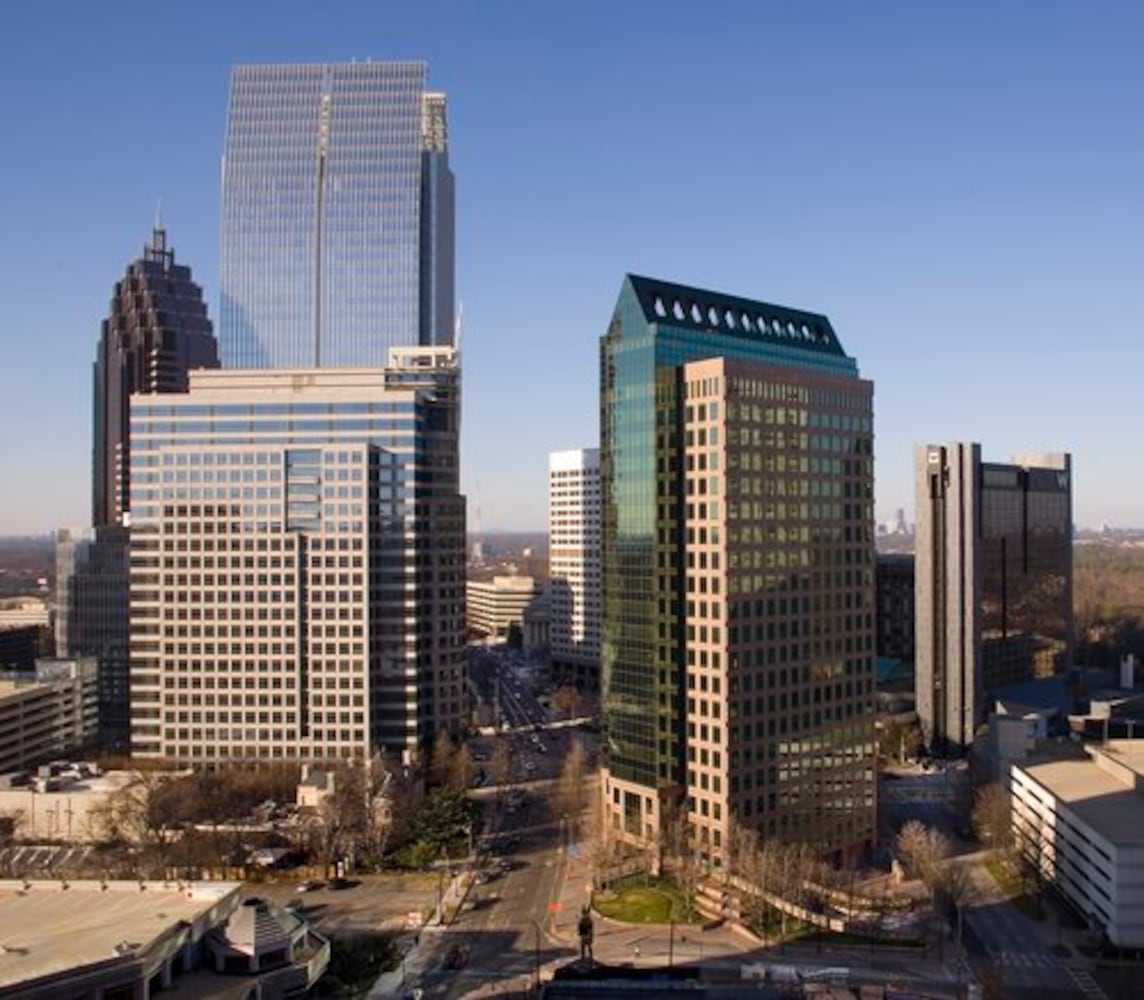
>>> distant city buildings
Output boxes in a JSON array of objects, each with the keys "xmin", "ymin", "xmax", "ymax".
[
  {"xmin": 93, "ymin": 225, "xmax": 217, "ymax": 529},
  {"xmin": 915, "ymin": 444, "xmax": 1073, "ymax": 752},
  {"xmin": 127, "ymin": 351, "xmax": 465, "ymax": 765},
  {"xmin": 599, "ymin": 275, "xmax": 876, "ymax": 862},
  {"xmin": 466, "ymin": 575, "xmax": 542, "ymax": 641},
  {"xmin": 548, "ymin": 448, "xmax": 601, "ymax": 689},
  {"xmin": 220, "ymin": 61, "xmax": 454, "ymax": 367}
]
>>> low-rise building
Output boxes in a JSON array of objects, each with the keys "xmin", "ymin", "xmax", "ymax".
[
  {"xmin": 0, "ymin": 659, "xmax": 99, "ymax": 774},
  {"xmin": 466, "ymin": 576, "xmax": 542, "ymax": 640},
  {"xmin": 0, "ymin": 879, "xmax": 329, "ymax": 999},
  {"xmin": 1011, "ymin": 741, "xmax": 1144, "ymax": 946}
]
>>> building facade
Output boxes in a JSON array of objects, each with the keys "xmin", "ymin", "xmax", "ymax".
[
  {"xmin": 466, "ymin": 576, "xmax": 542, "ymax": 640},
  {"xmin": 600, "ymin": 275, "xmax": 876, "ymax": 862},
  {"xmin": 915, "ymin": 444, "xmax": 1073, "ymax": 752},
  {"xmin": 875, "ymin": 553, "xmax": 915, "ymax": 664},
  {"xmin": 93, "ymin": 226, "xmax": 217, "ymax": 529},
  {"xmin": 548, "ymin": 448, "xmax": 602, "ymax": 688},
  {"xmin": 220, "ymin": 61, "xmax": 454, "ymax": 368},
  {"xmin": 127, "ymin": 351, "xmax": 465, "ymax": 765},
  {"xmin": 1011, "ymin": 743, "xmax": 1144, "ymax": 947},
  {"xmin": 0, "ymin": 658, "xmax": 99, "ymax": 774},
  {"xmin": 55, "ymin": 527, "xmax": 131, "ymax": 752}
]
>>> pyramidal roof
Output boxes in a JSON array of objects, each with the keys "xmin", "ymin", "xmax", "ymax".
[
  {"xmin": 221, "ymin": 898, "xmax": 301, "ymax": 957},
  {"xmin": 625, "ymin": 274, "xmax": 847, "ymax": 357}
]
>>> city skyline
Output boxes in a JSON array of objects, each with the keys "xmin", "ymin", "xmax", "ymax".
[{"xmin": 2, "ymin": 2, "xmax": 1143, "ymax": 534}]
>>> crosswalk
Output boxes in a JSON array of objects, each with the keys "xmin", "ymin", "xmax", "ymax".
[
  {"xmin": 990, "ymin": 949, "xmax": 1059, "ymax": 969},
  {"xmin": 1067, "ymin": 968, "xmax": 1108, "ymax": 1000}
]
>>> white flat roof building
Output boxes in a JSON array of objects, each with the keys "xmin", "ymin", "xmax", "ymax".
[{"xmin": 1011, "ymin": 741, "xmax": 1144, "ymax": 946}]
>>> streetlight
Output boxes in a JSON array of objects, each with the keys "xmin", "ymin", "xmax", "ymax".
[{"xmin": 530, "ymin": 919, "xmax": 542, "ymax": 990}]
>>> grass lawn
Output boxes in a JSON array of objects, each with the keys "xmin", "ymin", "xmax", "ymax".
[
  {"xmin": 986, "ymin": 856, "xmax": 1045, "ymax": 922},
  {"xmin": 593, "ymin": 876, "xmax": 698, "ymax": 924}
]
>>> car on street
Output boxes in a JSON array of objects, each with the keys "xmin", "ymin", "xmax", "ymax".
[{"xmin": 296, "ymin": 879, "xmax": 324, "ymax": 893}]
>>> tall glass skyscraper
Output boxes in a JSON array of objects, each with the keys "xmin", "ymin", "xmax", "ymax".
[{"xmin": 220, "ymin": 62, "xmax": 455, "ymax": 368}]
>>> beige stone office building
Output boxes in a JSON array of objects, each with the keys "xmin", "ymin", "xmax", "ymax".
[
  {"xmin": 466, "ymin": 576, "xmax": 541, "ymax": 640},
  {"xmin": 127, "ymin": 349, "xmax": 465, "ymax": 765},
  {"xmin": 600, "ymin": 275, "xmax": 877, "ymax": 864}
]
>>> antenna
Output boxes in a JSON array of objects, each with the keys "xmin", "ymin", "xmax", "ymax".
[
  {"xmin": 471, "ymin": 479, "xmax": 483, "ymax": 562},
  {"xmin": 454, "ymin": 300, "xmax": 463, "ymax": 354}
]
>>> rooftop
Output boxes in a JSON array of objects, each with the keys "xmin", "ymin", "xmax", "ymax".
[
  {"xmin": 0, "ymin": 880, "xmax": 241, "ymax": 990},
  {"xmin": 1020, "ymin": 741, "xmax": 1144, "ymax": 845},
  {"xmin": 626, "ymin": 273, "xmax": 846, "ymax": 357}
]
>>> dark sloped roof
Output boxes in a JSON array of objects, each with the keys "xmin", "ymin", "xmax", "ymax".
[{"xmin": 626, "ymin": 274, "xmax": 846, "ymax": 357}]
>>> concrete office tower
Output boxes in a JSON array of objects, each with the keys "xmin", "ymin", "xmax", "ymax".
[
  {"xmin": 55, "ymin": 526, "xmax": 131, "ymax": 752},
  {"xmin": 600, "ymin": 275, "xmax": 876, "ymax": 862},
  {"xmin": 127, "ymin": 349, "xmax": 465, "ymax": 764},
  {"xmin": 548, "ymin": 449, "xmax": 602, "ymax": 689},
  {"xmin": 93, "ymin": 225, "xmax": 218, "ymax": 528},
  {"xmin": 220, "ymin": 62, "xmax": 455, "ymax": 368},
  {"xmin": 915, "ymin": 444, "xmax": 1073, "ymax": 753}
]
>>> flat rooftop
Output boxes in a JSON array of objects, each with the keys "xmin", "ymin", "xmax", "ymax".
[
  {"xmin": 1020, "ymin": 742, "xmax": 1144, "ymax": 845},
  {"xmin": 0, "ymin": 880, "xmax": 240, "ymax": 990}
]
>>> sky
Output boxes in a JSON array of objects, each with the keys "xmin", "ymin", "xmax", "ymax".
[{"xmin": 1, "ymin": 1, "xmax": 1141, "ymax": 535}]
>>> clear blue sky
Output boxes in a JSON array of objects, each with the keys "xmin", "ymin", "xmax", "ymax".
[{"xmin": 1, "ymin": 1, "xmax": 1141, "ymax": 535}]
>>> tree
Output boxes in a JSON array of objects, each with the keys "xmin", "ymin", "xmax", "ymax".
[
  {"xmin": 490, "ymin": 741, "xmax": 514, "ymax": 794},
  {"xmin": 972, "ymin": 783, "xmax": 1013, "ymax": 852},
  {"xmin": 429, "ymin": 730, "xmax": 457, "ymax": 788},
  {"xmin": 450, "ymin": 743, "xmax": 476, "ymax": 792},
  {"xmin": 895, "ymin": 820, "xmax": 951, "ymax": 890},
  {"xmin": 551, "ymin": 685, "xmax": 582, "ymax": 720},
  {"xmin": 877, "ymin": 718, "xmax": 923, "ymax": 764},
  {"xmin": 90, "ymin": 770, "xmax": 187, "ymax": 876},
  {"xmin": 552, "ymin": 738, "xmax": 588, "ymax": 835}
]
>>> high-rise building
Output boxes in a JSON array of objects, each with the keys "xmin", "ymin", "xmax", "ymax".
[
  {"xmin": 93, "ymin": 226, "xmax": 217, "ymax": 529},
  {"xmin": 915, "ymin": 443, "xmax": 1073, "ymax": 752},
  {"xmin": 548, "ymin": 449, "xmax": 601, "ymax": 689},
  {"xmin": 600, "ymin": 275, "xmax": 876, "ymax": 862},
  {"xmin": 127, "ymin": 350, "xmax": 465, "ymax": 764},
  {"xmin": 55, "ymin": 526, "xmax": 131, "ymax": 752},
  {"xmin": 219, "ymin": 61, "xmax": 454, "ymax": 369}
]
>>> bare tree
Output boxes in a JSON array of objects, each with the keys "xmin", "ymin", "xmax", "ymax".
[
  {"xmin": 895, "ymin": 820, "xmax": 951, "ymax": 890},
  {"xmin": 310, "ymin": 765, "xmax": 371, "ymax": 877},
  {"xmin": 972, "ymin": 783, "xmax": 1013, "ymax": 852},
  {"xmin": 450, "ymin": 743, "xmax": 476, "ymax": 792},
  {"xmin": 550, "ymin": 685, "xmax": 582, "ymax": 720},
  {"xmin": 490, "ymin": 740, "xmax": 514, "ymax": 799},
  {"xmin": 89, "ymin": 770, "xmax": 186, "ymax": 876},
  {"xmin": 552, "ymin": 738, "xmax": 588, "ymax": 835},
  {"xmin": 429, "ymin": 730, "xmax": 457, "ymax": 788}
]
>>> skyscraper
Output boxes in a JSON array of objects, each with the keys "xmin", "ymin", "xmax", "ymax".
[
  {"xmin": 915, "ymin": 444, "xmax": 1073, "ymax": 752},
  {"xmin": 93, "ymin": 225, "xmax": 217, "ymax": 528},
  {"xmin": 548, "ymin": 449, "xmax": 601, "ymax": 689},
  {"xmin": 600, "ymin": 275, "xmax": 876, "ymax": 862},
  {"xmin": 219, "ymin": 61, "xmax": 455, "ymax": 369},
  {"xmin": 127, "ymin": 350, "xmax": 465, "ymax": 764}
]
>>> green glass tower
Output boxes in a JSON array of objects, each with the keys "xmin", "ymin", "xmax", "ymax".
[{"xmin": 600, "ymin": 275, "xmax": 876, "ymax": 861}]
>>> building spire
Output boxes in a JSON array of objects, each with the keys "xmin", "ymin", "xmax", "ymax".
[{"xmin": 147, "ymin": 200, "xmax": 172, "ymax": 269}]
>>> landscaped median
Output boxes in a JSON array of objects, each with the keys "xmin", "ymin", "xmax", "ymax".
[{"xmin": 592, "ymin": 875, "xmax": 701, "ymax": 924}]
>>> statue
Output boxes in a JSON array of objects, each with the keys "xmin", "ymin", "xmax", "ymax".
[{"xmin": 577, "ymin": 906, "xmax": 594, "ymax": 961}]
